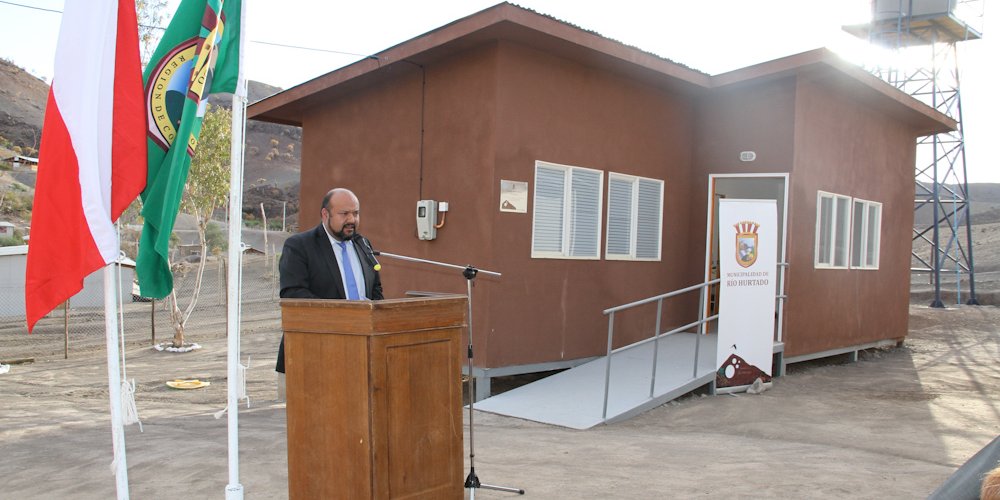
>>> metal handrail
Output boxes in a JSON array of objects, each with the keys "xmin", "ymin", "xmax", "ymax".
[
  {"xmin": 600, "ymin": 278, "xmax": 719, "ymax": 420},
  {"xmin": 608, "ymin": 314, "xmax": 721, "ymax": 356},
  {"xmin": 600, "ymin": 262, "xmax": 789, "ymax": 421},
  {"xmin": 775, "ymin": 262, "xmax": 788, "ymax": 344},
  {"xmin": 603, "ymin": 279, "xmax": 720, "ymax": 315}
]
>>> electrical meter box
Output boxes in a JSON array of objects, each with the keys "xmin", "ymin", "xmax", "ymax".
[{"xmin": 416, "ymin": 200, "xmax": 437, "ymax": 240}]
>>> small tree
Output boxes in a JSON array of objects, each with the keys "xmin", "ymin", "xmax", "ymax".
[
  {"xmin": 167, "ymin": 104, "xmax": 232, "ymax": 347},
  {"xmin": 205, "ymin": 221, "xmax": 227, "ymax": 253},
  {"xmin": 136, "ymin": 0, "xmax": 168, "ymax": 68}
]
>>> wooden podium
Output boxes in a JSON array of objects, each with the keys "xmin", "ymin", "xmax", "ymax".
[{"xmin": 279, "ymin": 295, "xmax": 466, "ymax": 500}]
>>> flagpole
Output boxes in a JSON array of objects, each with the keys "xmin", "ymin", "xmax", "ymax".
[
  {"xmin": 104, "ymin": 264, "xmax": 130, "ymax": 499},
  {"xmin": 225, "ymin": 0, "xmax": 248, "ymax": 498}
]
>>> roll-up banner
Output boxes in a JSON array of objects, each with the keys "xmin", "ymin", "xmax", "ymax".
[{"xmin": 717, "ymin": 199, "xmax": 777, "ymax": 389}]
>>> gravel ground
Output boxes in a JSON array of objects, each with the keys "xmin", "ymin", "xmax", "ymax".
[{"xmin": 0, "ymin": 303, "xmax": 997, "ymax": 498}]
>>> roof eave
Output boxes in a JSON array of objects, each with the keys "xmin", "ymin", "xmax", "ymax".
[
  {"xmin": 248, "ymin": 2, "xmax": 711, "ymax": 125},
  {"xmin": 708, "ymin": 48, "xmax": 956, "ymax": 137}
]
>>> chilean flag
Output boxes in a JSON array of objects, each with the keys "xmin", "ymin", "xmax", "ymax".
[{"xmin": 25, "ymin": 0, "xmax": 146, "ymax": 332}]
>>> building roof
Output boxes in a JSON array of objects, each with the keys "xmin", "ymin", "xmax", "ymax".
[
  {"xmin": 248, "ymin": 2, "xmax": 955, "ymax": 137},
  {"xmin": 0, "ymin": 245, "xmax": 28, "ymax": 256},
  {"xmin": 2, "ymin": 155, "xmax": 39, "ymax": 164},
  {"xmin": 249, "ymin": 2, "xmax": 710, "ymax": 125},
  {"xmin": 0, "ymin": 245, "xmax": 135, "ymax": 268},
  {"xmin": 708, "ymin": 48, "xmax": 957, "ymax": 136}
]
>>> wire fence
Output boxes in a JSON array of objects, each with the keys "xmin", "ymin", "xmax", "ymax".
[{"xmin": 0, "ymin": 252, "xmax": 281, "ymax": 362}]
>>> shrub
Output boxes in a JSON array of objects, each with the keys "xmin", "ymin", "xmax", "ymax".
[
  {"xmin": 0, "ymin": 235, "xmax": 24, "ymax": 247},
  {"xmin": 205, "ymin": 222, "xmax": 228, "ymax": 253}
]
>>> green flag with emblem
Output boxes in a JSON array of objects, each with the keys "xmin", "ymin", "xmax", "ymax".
[{"xmin": 136, "ymin": 0, "xmax": 241, "ymax": 298}]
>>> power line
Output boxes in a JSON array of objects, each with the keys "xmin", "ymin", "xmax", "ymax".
[
  {"xmin": 251, "ymin": 40, "xmax": 376, "ymax": 60},
  {"xmin": 1, "ymin": 0, "xmax": 376, "ymax": 59},
  {"xmin": 0, "ymin": 0, "xmax": 60, "ymax": 13}
]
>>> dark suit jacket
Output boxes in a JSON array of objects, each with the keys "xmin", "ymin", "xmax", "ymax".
[{"xmin": 275, "ymin": 224, "xmax": 384, "ymax": 372}]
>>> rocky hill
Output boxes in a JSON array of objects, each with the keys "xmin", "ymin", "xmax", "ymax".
[
  {"xmin": 209, "ymin": 82, "xmax": 302, "ymax": 228},
  {"xmin": 914, "ymin": 181, "xmax": 1000, "ymax": 226},
  {"xmin": 0, "ymin": 59, "xmax": 302, "ymax": 230},
  {"xmin": 0, "ymin": 58, "xmax": 47, "ymax": 154},
  {"xmin": 210, "ymin": 80, "xmax": 303, "ymax": 191}
]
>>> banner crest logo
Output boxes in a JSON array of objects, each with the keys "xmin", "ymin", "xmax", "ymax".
[{"xmin": 734, "ymin": 220, "xmax": 760, "ymax": 268}]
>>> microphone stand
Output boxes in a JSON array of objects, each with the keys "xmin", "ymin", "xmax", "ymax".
[{"xmin": 374, "ymin": 250, "xmax": 525, "ymax": 498}]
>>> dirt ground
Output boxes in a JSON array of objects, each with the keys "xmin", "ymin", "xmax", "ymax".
[{"xmin": 1, "ymin": 303, "xmax": 998, "ymax": 499}]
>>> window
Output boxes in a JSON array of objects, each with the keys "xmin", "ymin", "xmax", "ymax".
[
  {"xmin": 815, "ymin": 191, "xmax": 851, "ymax": 268},
  {"xmin": 851, "ymin": 199, "xmax": 881, "ymax": 269},
  {"xmin": 606, "ymin": 173, "xmax": 663, "ymax": 260},
  {"xmin": 531, "ymin": 161, "xmax": 603, "ymax": 259}
]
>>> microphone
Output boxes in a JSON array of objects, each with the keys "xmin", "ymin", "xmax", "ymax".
[{"xmin": 352, "ymin": 233, "xmax": 382, "ymax": 271}]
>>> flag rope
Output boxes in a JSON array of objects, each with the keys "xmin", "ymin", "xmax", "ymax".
[{"xmin": 116, "ymin": 221, "xmax": 142, "ymax": 430}]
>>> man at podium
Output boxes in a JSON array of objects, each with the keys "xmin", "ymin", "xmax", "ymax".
[{"xmin": 274, "ymin": 188, "xmax": 384, "ymax": 392}]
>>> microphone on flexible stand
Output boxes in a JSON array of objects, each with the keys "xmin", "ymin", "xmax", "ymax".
[{"xmin": 352, "ymin": 233, "xmax": 382, "ymax": 271}]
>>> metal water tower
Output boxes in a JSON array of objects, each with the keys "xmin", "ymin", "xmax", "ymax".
[{"xmin": 844, "ymin": 0, "xmax": 985, "ymax": 307}]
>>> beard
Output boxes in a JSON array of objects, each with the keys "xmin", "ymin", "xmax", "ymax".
[{"xmin": 329, "ymin": 222, "xmax": 356, "ymax": 241}]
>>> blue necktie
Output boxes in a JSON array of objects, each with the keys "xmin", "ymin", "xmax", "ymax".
[{"xmin": 337, "ymin": 241, "xmax": 361, "ymax": 300}]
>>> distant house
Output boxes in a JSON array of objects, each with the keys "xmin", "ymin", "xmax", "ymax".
[
  {"xmin": 2, "ymin": 155, "xmax": 39, "ymax": 170},
  {"xmin": 0, "ymin": 221, "xmax": 15, "ymax": 238},
  {"xmin": 241, "ymin": 243, "xmax": 265, "ymax": 256},
  {"xmin": 0, "ymin": 245, "xmax": 137, "ymax": 320},
  {"xmin": 177, "ymin": 243, "xmax": 202, "ymax": 260},
  {"xmin": 0, "ymin": 245, "xmax": 28, "ymax": 318},
  {"xmin": 248, "ymin": 3, "xmax": 954, "ymax": 394},
  {"xmin": 73, "ymin": 256, "xmax": 137, "ymax": 308}
]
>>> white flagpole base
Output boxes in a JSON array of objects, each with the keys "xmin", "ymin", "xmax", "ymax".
[
  {"xmin": 225, "ymin": 484, "xmax": 244, "ymax": 499},
  {"xmin": 104, "ymin": 265, "xmax": 129, "ymax": 499}
]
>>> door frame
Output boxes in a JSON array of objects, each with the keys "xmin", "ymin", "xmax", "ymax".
[{"xmin": 702, "ymin": 173, "xmax": 790, "ymax": 343}]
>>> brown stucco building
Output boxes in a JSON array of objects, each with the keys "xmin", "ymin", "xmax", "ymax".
[{"xmin": 249, "ymin": 3, "xmax": 954, "ymax": 395}]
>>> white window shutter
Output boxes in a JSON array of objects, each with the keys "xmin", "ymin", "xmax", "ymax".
[
  {"xmin": 569, "ymin": 169, "xmax": 602, "ymax": 257},
  {"xmin": 636, "ymin": 179, "xmax": 661, "ymax": 259},
  {"xmin": 816, "ymin": 191, "xmax": 857, "ymax": 269},
  {"xmin": 851, "ymin": 199, "xmax": 865, "ymax": 267},
  {"xmin": 865, "ymin": 203, "xmax": 881, "ymax": 268},
  {"xmin": 533, "ymin": 166, "xmax": 565, "ymax": 254},
  {"xmin": 834, "ymin": 196, "xmax": 850, "ymax": 267},
  {"xmin": 817, "ymin": 194, "xmax": 833, "ymax": 265},
  {"xmin": 607, "ymin": 177, "xmax": 632, "ymax": 256}
]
